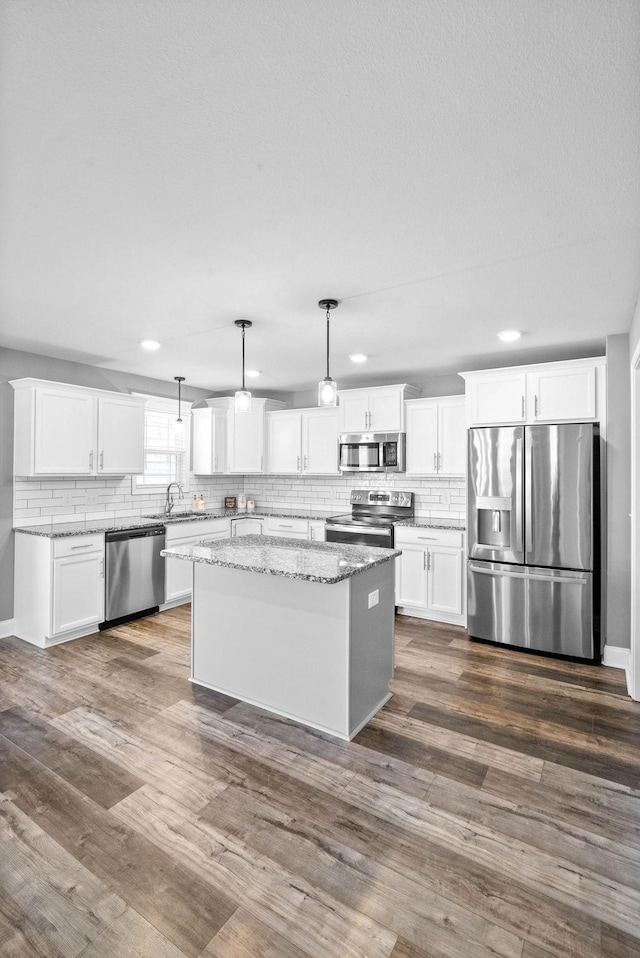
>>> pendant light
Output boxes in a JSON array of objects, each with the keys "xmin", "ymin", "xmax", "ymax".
[
  {"xmin": 317, "ymin": 298, "xmax": 339, "ymax": 407},
  {"xmin": 174, "ymin": 376, "xmax": 185, "ymax": 423},
  {"xmin": 234, "ymin": 320, "xmax": 253, "ymax": 413}
]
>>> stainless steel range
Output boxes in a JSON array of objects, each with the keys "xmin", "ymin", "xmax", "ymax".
[{"xmin": 325, "ymin": 489, "xmax": 414, "ymax": 548}]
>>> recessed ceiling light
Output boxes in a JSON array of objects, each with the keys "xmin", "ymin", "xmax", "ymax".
[
  {"xmin": 349, "ymin": 353, "xmax": 368, "ymax": 363},
  {"xmin": 245, "ymin": 369, "xmax": 261, "ymax": 378},
  {"xmin": 497, "ymin": 330, "xmax": 522, "ymax": 343},
  {"xmin": 140, "ymin": 339, "xmax": 161, "ymax": 351}
]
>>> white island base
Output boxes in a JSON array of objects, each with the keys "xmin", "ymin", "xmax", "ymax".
[{"xmin": 190, "ymin": 560, "xmax": 395, "ymax": 741}]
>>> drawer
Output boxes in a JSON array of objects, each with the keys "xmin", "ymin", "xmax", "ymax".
[
  {"xmin": 165, "ymin": 518, "xmax": 230, "ymax": 541},
  {"xmin": 395, "ymin": 527, "xmax": 464, "ymax": 548},
  {"xmin": 264, "ymin": 517, "xmax": 309, "ymax": 536},
  {"xmin": 53, "ymin": 533, "xmax": 105, "ymax": 558}
]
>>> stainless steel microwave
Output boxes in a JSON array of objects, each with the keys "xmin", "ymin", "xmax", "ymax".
[{"xmin": 338, "ymin": 432, "xmax": 406, "ymax": 473}]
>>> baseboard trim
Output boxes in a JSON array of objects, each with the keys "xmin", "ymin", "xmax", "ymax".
[
  {"xmin": 0, "ymin": 618, "xmax": 15, "ymax": 639},
  {"xmin": 602, "ymin": 645, "xmax": 631, "ymax": 670}
]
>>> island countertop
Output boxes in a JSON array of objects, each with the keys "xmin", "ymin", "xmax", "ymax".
[{"xmin": 161, "ymin": 534, "xmax": 401, "ymax": 584}]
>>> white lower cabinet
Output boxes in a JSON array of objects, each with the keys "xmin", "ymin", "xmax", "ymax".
[
  {"xmin": 264, "ymin": 516, "xmax": 309, "ymax": 539},
  {"xmin": 164, "ymin": 519, "xmax": 231, "ymax": 604},
  {"xmin": 14, "ymin": 532, "xmax": 105, "ymax": 647},
  {"xmin": 395, "ymin": 527, "xmax": 466, "ymax": 625},
  {"xmin": 52, "ymin": 552, "xmax": 105, "ymax": 634},
  {"xmin": 231, "ymin": 517, "xmax": 265, "ymax": 536}
]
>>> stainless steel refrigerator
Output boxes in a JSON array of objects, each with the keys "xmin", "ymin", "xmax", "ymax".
[{"xmin": 467, "ymin": 423, "xmax": 600, "ymax": 660}]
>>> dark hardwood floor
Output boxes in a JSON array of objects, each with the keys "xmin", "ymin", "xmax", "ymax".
[{"xmin": 1, "ymin": 607, "xmax": 639, "ymax": 957}]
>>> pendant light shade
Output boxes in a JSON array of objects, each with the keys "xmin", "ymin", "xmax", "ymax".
[
  {"xmin": 234, "ymin": 320, "xmax": 253, "ymax": 413},
  {"xmin": 317, "ymin": 299, "xmax": 339, "ymax": 407}
]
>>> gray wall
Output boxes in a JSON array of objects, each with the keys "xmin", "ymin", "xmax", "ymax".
[
  {"xmin": 0, "ymin": 347, "xmax": 215, "ymax": 623},
  {"xmin": 605, "ymin": 335, "xmax": 631, "ymax": 649}
]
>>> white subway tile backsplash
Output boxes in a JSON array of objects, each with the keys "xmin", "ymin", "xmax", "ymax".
[{"xmin": 14, "ymin": 470, "xmax": 465, "ymax": 526}]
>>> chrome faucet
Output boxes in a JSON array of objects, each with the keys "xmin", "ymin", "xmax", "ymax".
[{"xmin": 165, "ymin": 482, "xmax": 184, "ymax": 514}]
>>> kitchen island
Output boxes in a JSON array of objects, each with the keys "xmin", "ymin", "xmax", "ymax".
[{"xmin": 161, "ymin": 535, "xmax": 401, "ymax": 740}]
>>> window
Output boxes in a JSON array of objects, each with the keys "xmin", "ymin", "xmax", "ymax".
[{"xmin": 133, "ymin": 396, "xmax": 188, "ymax": 490}]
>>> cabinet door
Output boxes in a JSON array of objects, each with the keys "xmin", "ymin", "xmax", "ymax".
[
  {"xmin": 405, "ymin": 401, "xmax": 438, "ymax": 475},
  {"xmin": 528, "ymin": 366, "xmax": 596, "ymax": 422},
  {"xmin": 192, "ymin": 408, "xmax": 226, "ymax": 474},
  {"xmin": 437, "ymin": 398, "xmax": 467, "ymax": 475},
  {"xmin": 228, "ymin": 405, "xmax": 264, "ymax": 473},
  {"xmin": 244, "ymin": 518, "xmax": 264, "ymax": 535},
  {"xmin": 427, "ymin": 546, "xmax": 463, "ymax": 615},
  {"xmin": 98, "ymin": 397, "xmax": 144, "ymax": 474},
  {"xmin": 396, "ymin": 547, "xmax": 428, "ymax": 608},
  {"xmin": 338, "ymin": 391, "xmax": 370, "ymax": 432},
  {"xmin": 52, "ymin": 553, "xmax": 104, "ymax": 635},
  {"xmin": 34, "ymin": 388, "xmax": 96, "ymax": 475},
  {"xmin": 368, "ymin": 386, "xmax": 405, "ymax": 432},
  {"xmin": 468, "ymin": 374, "xmax": 526, "ymax": 426},
  {"xmin": 302, "ymin": 409, "xmax": 338, "ymax": 474},
  {"xmin": 267, "ymin": 412, "xmax": 302, "ymax": 473},
  {"xmin": 164, "ymin": 544, "xmax": 195, "ymax": 602}
]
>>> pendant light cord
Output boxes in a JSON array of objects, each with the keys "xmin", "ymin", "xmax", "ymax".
[
  {"xmin": 326, "ymin": 306, "xmax": 331, "ymax": 379},
  {"xmin": 241, "ymin": 325, "xmax": 246, "ymax": 390}
]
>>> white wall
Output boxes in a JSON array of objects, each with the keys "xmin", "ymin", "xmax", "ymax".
[{"xmin": 605, "ymin": 334, "xmax": 631, "ymax": 649}]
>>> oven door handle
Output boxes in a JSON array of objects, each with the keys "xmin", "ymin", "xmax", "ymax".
[{"xmin": 327, "ymin": 524, "xmax": 392, "ymax": 536}]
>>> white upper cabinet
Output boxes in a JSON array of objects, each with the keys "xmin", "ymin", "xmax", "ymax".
[
  {"xmin": 302, "ymin": 408, "xmax": 339, "ymax": 474},
  {"xmin": 405, "ymin": 396, "xmax": 466, "ymax": 476},
  {"xmin": 467, "ymin": 372, "xmax": 527, "ymax": 426},
  {"xmin": 266, "ymin": 407, "xmax": 338, "ymax": 475},
  {"xmin": 461, "ymin": 358, "xmax": 605, "ymax": 427},
  {"xmin": 11, "ymin": 379, "xmax": 144, "ymax": 477},
  {"xmin": 98, "ymin": 395, "xmax": 145, "ymax": 474},
  {"xmin": 267, "ymin": 410, "xmax": 303, "ymax": 474},
  {"xmin": 227, "ymin": 402, "xmax": 267, "ymax": 473},
  {"xmin": 191, "ymin": 406, "xmax": 226, "ymax": 474},
  {"xmin": 190, "ymin": 398, "xmax": 284, "ymax": 475},
  {"xmin": 33, "ymin": 386, "xmax": 96, "ymax": 475},
  {"xmin": 338, "ymin": 384, "xmax": 419, "ymax": 433},
  {"xmin": 527, "ymin": 365, "xmax": 596, "ymax": 421}
]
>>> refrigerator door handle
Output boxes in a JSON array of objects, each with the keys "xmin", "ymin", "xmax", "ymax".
[
  {"xmin": 469, "ymin": 563, "xmax": 588, "ymax": 585},
  {"xmin": 513, "ymin": 436, "xmax": 524, "ymax": 559},
  {"xmin": 524, "ymin": 432, "xmax": 533, "ymax": 556}
]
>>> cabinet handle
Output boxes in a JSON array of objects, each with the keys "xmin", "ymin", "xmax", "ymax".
[
  {"xmin": 438, "ymin": 452, "xmax": 442, "ymax": 471},
  {"xmin": 297, "ymin": 455, "xmax": 300, "ymax": 471},
  {"xmin": 427, "ymin": 551, "xmax": 431, "ymax": 571},
  {"xmin": 433, "ymin": 453, "xmax": 437, "ymax": 471},
  {"xmin": 521, "ymin": 396, "xmax": 525, "ymax": 418},
  {"xmin": 417, "ymin": 536, "xmax": 437, "ymax": 541},
  {"xmin": 100, "ymin": 559, "xmax": 105, "ymax": 577},
  {"xmin": 280, "ymin": 524, "xmax": 293, "ymax": 529},
  {"xmin": 99, "ymin": 450, "xmax": 104, "ymax": 471},
  {"xmin": 70, "ymin": 543, "xmax": 93, "ymax": 550},
  {"xmin": 303, "ymin": 455, "xmax": 308, "ymax": 471},
  {"xmin": 423, "ymin": 552, "xmax": 427, "ymax": 570},
  {"xmin": 89, "ymin": 450, "xmax": 93, "ymax": 470},
  {"xmin": 534, "ymin": 395, "xmax": 538, "ymax": 417}
]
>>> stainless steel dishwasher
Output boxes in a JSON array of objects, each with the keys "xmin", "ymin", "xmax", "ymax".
[{"xmin": 101, "ymin": 525, "xmax": 165, "ymax": 628}]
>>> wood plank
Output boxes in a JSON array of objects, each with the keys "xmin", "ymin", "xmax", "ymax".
[
  {"xmin": 0, "ymin": 708, "xmax": 144, "ymax": 808},
  {"xmin": 202, "ymin": 907, "xmax": 315, "ymax": 958},
  {"xmin": 76, "ymin": 906, "xmax": 189, "ymax": 958},
  {"xmin": 0, "ymin": 793, "xmax": 127, "ymax": 958},
  {"xmin": 2, "ymin": 738, "xmax": 237, "ymax": 957},
  {"xmin": 112, "ymin": 784, "xmax": 398, "ymax": 958}
]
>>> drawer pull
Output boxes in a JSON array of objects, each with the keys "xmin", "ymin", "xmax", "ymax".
[{"xmin": 70, "ymin": 543, "xmax": 93, "ymax": 549}]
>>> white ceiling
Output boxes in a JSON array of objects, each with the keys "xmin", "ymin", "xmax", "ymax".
[{"xmin": 1, "ymin": 0, "xmax": 639, "ymax": 393}]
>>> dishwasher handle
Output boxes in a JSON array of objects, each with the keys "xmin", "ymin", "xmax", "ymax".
[{"xmin": 105, "ymin": 526, "xmax": 165, "ymax": 543}]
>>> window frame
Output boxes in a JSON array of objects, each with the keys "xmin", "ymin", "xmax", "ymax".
[{"xmin": 130, "ymin": 394, "xmax": 191, "ymax": 496}]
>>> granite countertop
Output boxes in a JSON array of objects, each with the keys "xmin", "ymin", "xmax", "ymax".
[
  {"xmin": 161, "ymin": 534, "xmax": 401, "ymax": 584},
  {"xmin": 13, "ymin": 508, "xmax": 335, "ymax": 538},
  {"xmin": 396, "ymin": 518, "xmax": 466, "ymax": 531}
]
